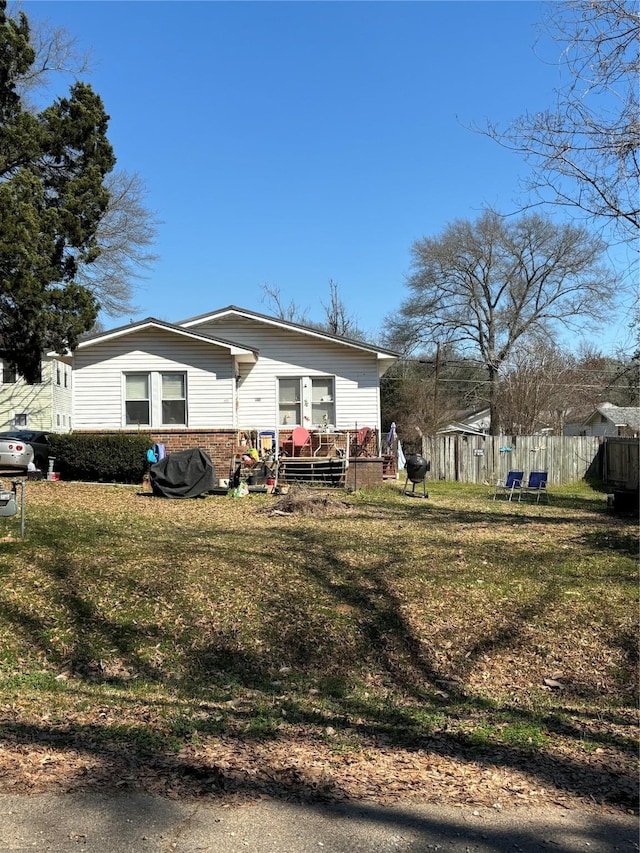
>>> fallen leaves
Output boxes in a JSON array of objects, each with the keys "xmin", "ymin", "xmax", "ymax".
[{"xmin": 0, "ymin": 480, "xmax": 636, "ymax": 814}]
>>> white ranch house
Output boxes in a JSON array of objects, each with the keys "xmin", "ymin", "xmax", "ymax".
[{"xmin": 63, "ymin": 306, "xmax": 399, "ymax": 486}]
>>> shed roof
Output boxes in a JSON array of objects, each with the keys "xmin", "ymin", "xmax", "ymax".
[{"xmin": 584, "ymin": 403, "xmax": 640, "ymax": 429}]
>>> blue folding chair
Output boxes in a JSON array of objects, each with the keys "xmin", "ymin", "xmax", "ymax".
[
  {"xmin": 519, "ymin": 471, "xmax": 549, "ymax": 503},
  {"xmin": 493, "ymin": 471, "xmax": 524, "ymax": 501}
]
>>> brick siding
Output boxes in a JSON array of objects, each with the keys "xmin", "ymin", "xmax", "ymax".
[
  {"xmin": 345, "ymin": 458, "xmax": 384, "ymax": 489},
  {"xmin": 149, "ymin": 430, "xmax": 238, "ymax": 480},
  {"xmin": 76, "ymin": 428, "xmax": 385, "ymax": 486}
]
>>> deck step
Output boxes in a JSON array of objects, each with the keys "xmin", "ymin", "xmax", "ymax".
[{"xmin": 278, "ymin": 457, "xmax": 347, "ymax": 487}]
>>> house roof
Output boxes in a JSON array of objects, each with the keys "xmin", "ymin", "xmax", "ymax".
[
  {"xmin": 437, "ymin": 406, "xmax": 490, "ymax": 435},
  {"xmin": 438, "ymin": 422, "xmax": 488, "ymax": 436},
  {"xmin": 49, "ymin": 307, "xmax": 399, "ymax": 372},
  {"xmin": 179, "ymin": 305, "xmax": 400, "ymax": 362},
  {"xmin": 61, "ymin": 318, "xmax": 259, "ymax": 361},
  {"xmin": 584, "ymin": 403, "xmax": 640, "ymax": 429}
]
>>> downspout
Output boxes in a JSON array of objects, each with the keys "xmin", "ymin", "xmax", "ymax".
[{"xmin": 233, "ymin": 360, "xmax": 240, "ymax": 430}]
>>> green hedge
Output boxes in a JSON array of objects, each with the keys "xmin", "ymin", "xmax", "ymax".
[{"xmin": 48, "ymin": 433, "xmax": 153, "ymax": 483}]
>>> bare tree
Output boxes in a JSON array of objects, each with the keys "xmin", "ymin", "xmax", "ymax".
[
  {"xmin": 610, "ymin": 358, "xmax": 640, "ymax": 406},
  {"xmin": 496, "ymin": 344, "xmax": 578, "ymax": 434},
  {"xmin": 381, "ymin": 349, "xmax": 488, "ymax": 449},
  {"xmin": 259, "ymin": 283, "xmax": 310, "ymax": 325},
  {"xmin": 381, "ymin": 362, "xmax": 441, "ymax": 454},
  {"xmin": 321, "ymin": 279, "xmax": 365, "ymax": 339},
  {"xmin": 11, "ymin": 4, "xmax": 91, "ymax": 103},
  {"xmin": 260, "ymin": 279, "xmax": 366, "ymax": 340},
  {"xmin": 385, "ymin": 211, "xmax": 616, "ymax": 434},
  {"xmin": 76, "ymin": 171, "xmax": 159, "ymax": 317},
  {"xmin": 495, "ymin": 342, "xmax": 638, "ymax": 434},
  {"xmin": 573, "ymin": 345, "xmax": 640, "ymax": 410},
  {"xmin": 481, "ymin": 0, "xmax": 639, "ymax": 246}
]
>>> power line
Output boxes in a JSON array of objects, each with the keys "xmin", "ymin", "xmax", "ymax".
[{"xmin": 384, "ymin": 375, "xmax": 632, "ymax": 390}]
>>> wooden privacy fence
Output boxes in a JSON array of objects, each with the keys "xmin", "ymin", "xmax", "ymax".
[
  {"xmin": 603, "ymin": 437, "xmax": 639, "ymax": 489},
  {"xmin": 421, "ymin": 435, "xmax": 603, "ymax": 485}
]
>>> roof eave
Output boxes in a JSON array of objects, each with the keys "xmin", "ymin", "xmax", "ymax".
[
  {"xmin": 72, "ymin": 318, "xmax": 257, "ymax": 359},
  {"xmin": 180, "ymin": 305, "xmax": 399, "ymax": 360}
]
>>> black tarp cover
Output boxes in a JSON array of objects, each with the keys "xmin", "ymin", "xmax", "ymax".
[{"xmin": 149, "ymin": 448, "xmax": 215, "ymax": 498}]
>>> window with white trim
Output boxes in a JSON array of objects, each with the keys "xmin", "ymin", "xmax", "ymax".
[
  {"xmin": 162, "ymin": 373, "xmax": 186, "ymax": 425},
  {"xmin": 311, "ymin": 377, "xmax": 335, "ymax": 427},
  {"xmin": 125, "ymin": 373, "xmax": 150, "ymax": 426},
  {"xmin": 278, "ymin": 377, "xmax": 301, "ymax": 425},
  {"xmin": 14, "ymin": 413, "xmax": 28, "ymax": 427},
  {"xmin": 124, "ymin": 372, "xmax": 187, "ymax": 427},
  {"xmin": 278, "ymin": 376, "xmax": 335, "ymax": 427}
]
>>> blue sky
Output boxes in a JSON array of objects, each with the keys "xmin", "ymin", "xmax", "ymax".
[{"xmin": 24, "ymin": 0, "xmax": 634, "ymax": 354}]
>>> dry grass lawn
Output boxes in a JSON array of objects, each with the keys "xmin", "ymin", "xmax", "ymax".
[{"xmin": 0, "ymin": 478, "xmax": 636, "ymax": 813}]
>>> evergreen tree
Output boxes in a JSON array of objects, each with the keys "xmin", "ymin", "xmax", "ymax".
[{"xmin": 0, "ymin": 2, "xmax": 115, "ymax": 382}]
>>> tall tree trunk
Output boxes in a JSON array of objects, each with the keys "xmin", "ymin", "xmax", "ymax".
[{"xmin": 488, "ymin": 367, "xmax": 501, "ymax": 435}]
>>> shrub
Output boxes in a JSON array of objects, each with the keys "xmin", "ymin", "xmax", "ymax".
[{"xmin": 49, "ymin": 433, "xmax": 153, "ymax": 483}]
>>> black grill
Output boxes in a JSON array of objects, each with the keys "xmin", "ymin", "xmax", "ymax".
[{"xmin": 402, "ymin": 454, "xmax": 429, "ymax": 498}]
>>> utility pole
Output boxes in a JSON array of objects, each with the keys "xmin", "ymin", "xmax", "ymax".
[{"xmin": 433, "ymin": 342, "xmax": 441, "ymax": 426}]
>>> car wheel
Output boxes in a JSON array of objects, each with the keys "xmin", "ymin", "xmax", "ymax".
[{"xmin": 35, "ymin": 455, "xmax": 48, "ymax": 472}]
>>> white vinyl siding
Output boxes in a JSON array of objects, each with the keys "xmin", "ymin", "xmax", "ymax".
[
  {"xmin": 69, "ymin": 313, "xmax": 391, "ymax": 435},
  {"xmin": 191, "ymin": 317, "xmax": 381, "ymax": 433},
  {"xmin": 52, "ymin": 360, "xmax": 73, "ymax": 432},
  {"xmin": 72, "ymin": 329, "xmax": 234, "ymax": 430}
]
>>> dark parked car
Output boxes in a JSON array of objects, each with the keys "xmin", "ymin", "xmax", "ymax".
[{"xmin": 0, "ymin": 430, "xmax": 50, "ymax": 471}]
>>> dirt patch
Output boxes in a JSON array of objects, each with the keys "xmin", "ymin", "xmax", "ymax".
[{"xmin": 268, "ymin": 486, "xmax": 353, "ymax": 516}]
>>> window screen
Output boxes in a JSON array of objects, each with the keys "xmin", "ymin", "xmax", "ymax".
[
  {"xmin": 311, "ymin": 377, "xmax": 335, "ymax": 426},
  {"xmin": 278, "ymin": 378, "xmax": 301, "ymax": 425},
  {"xmin": 161, "ymin": 373, "xmax": 186, "ymax": 425},
  {"xmin": 125, "ymin": 374, "xmax": 150, "ymax": 425}
]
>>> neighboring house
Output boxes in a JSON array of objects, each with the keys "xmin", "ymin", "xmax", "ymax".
[
  {"xmin": 0, "ymin": 355, "xmax": 73, "ymax": 432},
  {"xmin": 440, "ymin": 404, "xmax": 591, "ymax": 437},
  {"xmin": 438, "ymin": 407, "xmax": 491, "ymax": 436},
  {"xmin": 564, "ymin": 403, "xmax": 640, "ymax": 437},
  {"xmin": 64, "ymin": 307, "xmax": 398, "ymax": 477}
]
